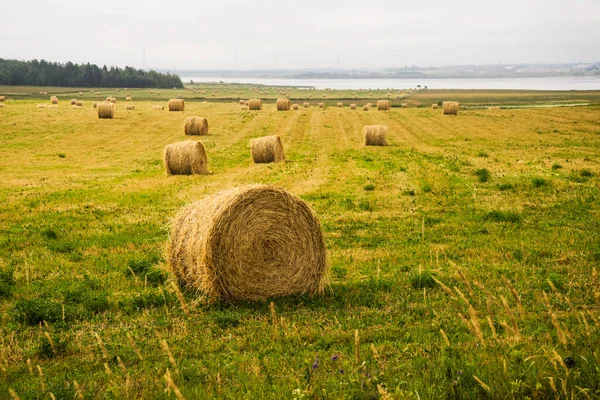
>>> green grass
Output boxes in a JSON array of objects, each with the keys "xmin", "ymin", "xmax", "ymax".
[{"xmin": 0, "ymin": 89, "xmax": 599, "ymax": 399}]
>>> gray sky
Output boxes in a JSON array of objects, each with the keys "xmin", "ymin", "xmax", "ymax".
[{"xmin": 2, "ymin": 0, "xmax": 599, "ymax": 70}]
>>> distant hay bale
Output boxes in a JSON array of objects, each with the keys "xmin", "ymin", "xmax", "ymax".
[
  {"xmin": 166, "ymin": 184, "xmax": 327, "ymax": 301},
  {"xmin": 72, "ymin": 105, "xmax": 82, "ymax": 109},
  {"xmin": 106, "ymin": 97, "xmax": 111, "ymax": 101},
  {"xmin": 248, "ymin": 99, "xmax": 263, "ymax": 110},
  {"xmin": 0, "ymin": 96, "xmax": 6, "ymax": 101},
  {"xmin": 126, "ymin": 96, "xmax": 132, "ymax": 102},
  {"xmin": 0, "ymin": 104, "xmax": 4, "ymax": 109},
  {"xmin": 90, "ymin": 90, "xmax": 94, "ymax": 93},
  {"xmin": 127, "ymin": 105, "xmax": 136, "ymax": 110},
  {"xmin": 37, "ymin": 104, "xmax": 47, "ymax": 109},
  {"xmin": 337, "ymin": 102, "xmax": 343, "ymax": 107},
  {"xmin": 178, "ymin": 94, "xmax": 184, "ymax": 99},
  {"xmin": 376, "ymin": 100, "xmax": 391, "ymax": 110},
  {"xmin": 276, "ymin": 98, "xmax": 291, "ymax": 111},
  {"xmin": 240, "ymin": 105, "xmax": 248, "ymax": 110},
  {"xmin": 488, "ymin": 106, "xmax": 501, "ymax": 110},
  {"xmin": 318, "ymin": 102, "xmax": 324, "ymax": 108},
  {"xmin": 51, "ymin": 97, "xmax": 58, "ymax": 104},
  {"xmin": 43, "ymin": 92, "xmax": 48, "ymax": 95},
  {"xmin": 350, "ymin": 104, "xmax": 356, "ymax": 109},
  {"xmin": 363, "ymin": 105, "xmax": 369, "ymax": 111},
  {"xmin": 239, "ymin": 99, "xmax": 245, "ymax": 105},
  {"xmin": 250, "ymin": 135, "xmax": 285, "ymax": 163},
  {"xmin": 152, "ymin": 105, "xmax": 164, "ymax": 110},
  {"xmin": 443, "ymin": 101, "xmax": 459, "ymax": 115},
  {"xmin": 244, "ymin": 100, "xmax": 249, "ymax": 106},
  {"xmin": 303, "ymin": 102, "xmax": 309, "ymax": 108},
  {"xmin": 75, "ymin": 101, "xmax": 83, "ymax": 107},
  {"xmin": 401, "ymin": 103, "xmax": 407, "ymax": 108},
  {"xmin": 48, "ymin": 105, "xmax": 58, "ymax": 109},
  {"xmin": 292, "ymin": 104, "xmax": 299, "ymax": 110},
  {"xmin": 367, "ymin": 103, "xmax": 372, "ymax": 107},
  {"xmin": 168, "ymin": 99, "xmax": 185, "ymax": 111},
  {"xmin": 432, "ymin": 104, "xmax": 439, "ymax": 109},
  {"xmin": 116, "ymin": 89, "xmax": 120, "ymax": 92},
  {"xmin": 97, "ymin": 102, "xmax": 115, "ymax": 119},
  {"xmin": 79, "ymin": 92, "xmax": 83, "ymax": 96},
  {"xmin": 163, "ymin": 140, "xmax": 209, "ymax": 175},
  {"xmin": 110, "ymin": 97, "xmax": 117, "ymax": 103},
  {"xmin": 363, "ymin": 125, "xmax": 387, "ymax": 146},
  {"xmin": 184, "ymin": 116, "xmax": 209, "ymax": 135}
]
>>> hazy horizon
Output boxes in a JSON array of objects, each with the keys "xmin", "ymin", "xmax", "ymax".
[{"xmin": 3, "ymin": 0, "xmax": 599, "ymax": 70}]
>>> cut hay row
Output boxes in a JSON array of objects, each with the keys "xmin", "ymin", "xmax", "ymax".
[
  {"xmin": 276, "ymin": 98, "xmax": 291, "ymax": 111},
  {"xmin": 168, "ymin": 99, "xmax": 185, "ymax": 112},
  {"xmin": 377, "ymin": 100, "xmax": 391, "ymax": 111},
  {"xmin": 248, "ymin": 99, "xmax": 263, "ymax": 111},
  {"xmin": 163, "ymin": 140, "xmax": 208, "ymax": 175},
  {"xmin": 363, "ymin": 125, "xmax": 387, "ymax": 146},
  {"xmin": 443, "ymin": 101, "xmax": 459, "ymax": 115},
  {"xmin": 184, "ymin": 116, "xmax": 209, "ymax": 135},
  {"xmin": 97, "ymin": 102, "xmax": 115, "ymax": 119},
  {"xmin": 166, "ymin": 185, "xmax": 327, "ymax": 301},
  {"xmin": 250, "ymin": 135, "xmax": 285, "ymax": 164}
]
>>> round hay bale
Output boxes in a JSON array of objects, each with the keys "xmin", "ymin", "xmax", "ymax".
[
  {"xmin": 152, "ymin": 105, "xmax": 164, "ymax": 110},
  {"xmin": 37, "ymin": 104, "xmax": 47, "ymax": 109},
  {"xmin": 248, "ymin": 99, "xmax": 262, "ymax": 110},
  {"xmin": 376, "ymin": 100, "xmax": 391, "ymax": 110},
  {"xmin": 166, "ymin": 185, "xmax": 327, "ymax": 301},
  {"xmin": 292, "ymin": 103, "xmax": 299, "ymax": 110},
  {"xmin": 250, "ymin": 135, "xmax": 285, "ymax": 163},
  {"xmin": 363, "ymin": 125, "xmax": 387, "ymax": 146},
  {"xmin": 239, "ymin": 99, "xmax": 245, "ymax": 105},
  {"xmin": 126, "ymin": 96, "xmax": 132, "ymax": 102},
  {"xmin": 350, "ymin": 104, "xmax": 356, "ymax": 110},
  {"xmin": 168, "ymin": 99, "xmax": 185, "ymax": 112},
  {"xmin": 184, "ymin": 116, "xmax": 209, "ymax": 135},
  {"xmin": 51, "ymin": 97, "xmax": 58, "ymax": 105},
  {"xmin": 163, "ymin": 140, "xmax": 208, "ymax": 175},
  {"xmin": 363, "ymin": 104, "xmax": 369, "ymax": 111},
  {"xmin": 110, "ymin": 97, "xmax": 117, "ymax": 103},
  {"xmin": 0, "ymin": 104, "xmax": 4, "ymax": 109},
  {"xmin": 303, "ymin": 102, "xmax": 309, "ymax": 108},
  {"xmin": 90, "ymin": 90, "xmax": 94, "ymax": 93},
  {"xmin": 401, "ymin": 103, "xmax": 408, "ymax": 108},
  {"xmin": 97, "ymin": 102, "xmax": 115, "ymax": 119},
  {"xmin": 276, "ymin": 98, "xmax": 291, "ymax": 111},
  {"xmin": 337, "ymin": 102, "xmax": 343, "ymax": 108},
  {"xmin": 72, "ymin": 105, "xmax": 82, "ymax": 109},
  {"xmin": 432, "ymin": 104, "xmax": 439, "ymax": 109},
  {"xmin": 48, "ymin": 105, "xmax": 57, "ymax": 109},
  {"xmin": 318, "ymin": 102, "xmax": 324, "ymax": 108},
  {"xmin": 1, "ymin": 95, "xmax": 8, "ymax": 102},
  {"xmin": 75, "ymin": 101, "xmax": 83, "ymax": 107},
  {"xmin": 79, "ymin": 92, "xmax": 84, "ymax": 96},
  {"xmin": 443, "ymin": 101, "xmax": 459, "ymax": 115},
  {"xmin": 127, "ymin": 104, "xmax": 136, "ymax": 110},
  {"xmin": 70, "ymin": 99, "xmax": 77, "ymax": 105}
]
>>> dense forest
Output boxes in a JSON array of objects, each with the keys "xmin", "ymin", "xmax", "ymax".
[{"xmin": 0, "ymin": 59, "xmax": 183, "ymax": 88}]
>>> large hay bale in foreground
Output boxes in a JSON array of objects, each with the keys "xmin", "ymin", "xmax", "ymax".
[
  {"xmin": 250, "ymin": 135, "xmax": 285, "ymax": 163},
  {"xmin": 166, "ymin": 185, "xmax": 327, "ymax": 301},
  {"xmin": 377, "ymin": 100, "xmax": 391, "ymax": 110},
  {"xmin": 248, "ymin": 99, "xmax": 262, "ymax": 110},
  {"xmin": 163, "ymin": 140, "xmax": 209, "ymax": 175},
  {"xmin": 432, "ymin": 104, "xmax": 439, "ymax": 109},
  {"xmin": 184, "ymin": 116, "xmax": 209, "ymax": 135},
  {"xmin": 168, "ymin": 99, "xmax": 185, "ymax": 111},
  {"xmin": 97, "ymin": 102, "xmax": 115, "ymax": 119},
  {"xmin": 276, "ymin": 98, "xmax": 291, "ymax": 111},
  {"xmin": 363, "ymin": 125, "xmax": 388, "ymax": 146},
  {"xmin": 443, "ymin": 101, "xmax": 459, "ymax": 115}
]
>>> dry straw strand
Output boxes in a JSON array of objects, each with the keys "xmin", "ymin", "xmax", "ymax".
[
  {"xmin": 166, "ymin": 185, "xmax": 328, "ymax": 301},
  {"xmin": 163, "ymin": 140, "xmax": 209, "ymax": 175},
  {"xmin": 168, "ymin": 99, "xmax": 185, "ymax": 112},
  {"xmin": 164, "ymin": 369, "xmax": 186, "ymax": 400},
  {"xmin": 250, "ymin": 135, "xmax": 285, "ymax": 163},
  {"xmin": 184, "ymin": 116, "xmax": 209, "ymax": 136},
  {"xmin": 97, "ymin": 102, "xmax": 115, "ymax": 119},
  {"xmin": 363, "ymin": 125, "xmax": 388, "ymax": 146},
  {"xmin": 8, "ymin": 388, "xmax": 21, "ymax": 400},
  {"xmin": 354, "ymin": 329, "xmax": 360, "ymax": 363},
  {"xmin": 376, "ymin": 100, "xmax": 391, "ymax": 110},
  {"xmin": 276, "ymin": 98, "xmax": 291, "ymax": 111},
  {"xmin": 443, "ymin": 101, "xmax": 459, "ymax": 115}
]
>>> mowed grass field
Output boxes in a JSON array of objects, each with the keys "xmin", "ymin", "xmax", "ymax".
[{"xmin": 0, "ymin": 88, "xmax": 599, "ymax": 399}]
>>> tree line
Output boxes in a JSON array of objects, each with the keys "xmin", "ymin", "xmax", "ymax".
[{"xmin": 0, "ymin": 58, "xmax": 183, "ymax": 88}]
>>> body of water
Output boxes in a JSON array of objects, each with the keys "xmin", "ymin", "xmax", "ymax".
[{"xmin": 181, "ymin": 76, "xmax": 600, "ymax": 91}]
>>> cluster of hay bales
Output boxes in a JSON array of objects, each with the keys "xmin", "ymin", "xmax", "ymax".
[
  {"xmin": 168, "ymin": 99, "xmax": 185, "ymax": 112},
  {"xmin": 432, "ymin": 104, "xmax": 439, "ymax": 109},
  {"xmin": 163, "ymin": 140, "xmax": 208, "ymax": 175},
  {"xmin": 166, "ymin": 185, "xmax": 327, "ymax": 301},
  {"xmin": 250, "ymin": 135, "xmax": 285, "ymax": 163},
  {"xmin": 97, "ymin": 102, "xmax": 115, "ymax": 119},
  {"xmin": 363, "ymin": 125, "xmax": 387, "ymax": 146},
  {"xmin": 443, "ymin": 101, "xmax": 459, "ymax": 115},
  {"xmin": 276, "ymin": 98, "xmax": 291, "ymax": 111},
  {"xmin": 184, "ymin": 116, "xmax": 209, "ymax": 135},
  {"xmin": 377, "ymin": 100, "xmax": 391, "ymax": 111},
  {"xmin": 248, "ymin": 99, "xmax": 263, "ymax": 111},
  {"xmin": 127, "ymin": 105, "xmax": 136, "ymax": 110}
]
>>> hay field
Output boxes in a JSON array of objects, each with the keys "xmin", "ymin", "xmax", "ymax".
[{"xmin": 0, "ymin": 93, "xmax": 599, "ymax": 399}]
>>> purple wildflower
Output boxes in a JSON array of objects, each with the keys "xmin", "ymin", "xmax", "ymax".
[
  {"xmin": 331, "ymin": 355, "xmax": 339, "ymax": 361},
  {"xmin": 339, "ymin": 369, "xmax": 344, "ymax": 374},
  {"xmin": 312, "ymin": 357, "xmax": 319, "ymax": 370}
]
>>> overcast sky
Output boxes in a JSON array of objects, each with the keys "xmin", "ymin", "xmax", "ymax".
[{"xmin": 2, "ymin": 0, "xmax": 599, "ymax": 70}]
